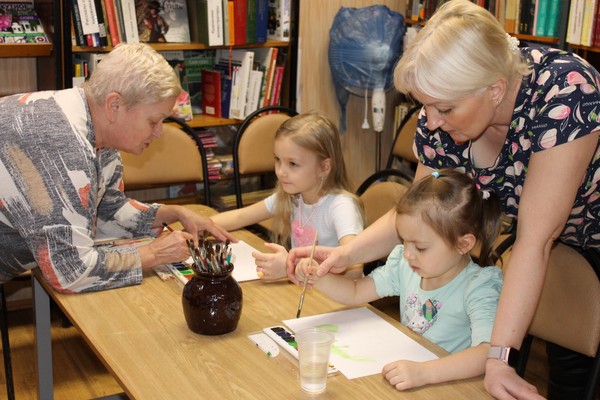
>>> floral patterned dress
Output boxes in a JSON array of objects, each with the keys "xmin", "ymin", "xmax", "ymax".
[{"xmin": 414, "ymin": 46, "xmax": 600, "ymax": 249}]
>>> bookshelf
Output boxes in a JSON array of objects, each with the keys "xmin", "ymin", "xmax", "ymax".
[
  {"xmin": 61, "ymin": 1, "xmax": 297, "ymax": 130},
  {"xmin": 403, "ymin": 0, "xmax": 600, "ymax": 70},
  {"xmin": 48, "ymin": 0, "xmax": 297, "ymax": 205}
]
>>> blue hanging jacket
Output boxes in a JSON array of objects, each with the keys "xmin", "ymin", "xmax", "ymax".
[{"xmin": 329, "ymin": 5, "xmax": 405, "ymax": 132}]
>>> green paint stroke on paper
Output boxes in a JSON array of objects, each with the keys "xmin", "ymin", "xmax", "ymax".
[
  {"xmin": 315, "ymin": 324, "xmax": 338, "ymax": 332},
  {"xmin": 331, "ymin": 344, "xmax": 374, "ymax": 362},
  {"xmin": 316, "ymin": 324, "xmax": 373, "ymax": 362}
]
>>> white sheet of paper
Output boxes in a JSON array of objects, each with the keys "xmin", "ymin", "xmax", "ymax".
[
  {"xmin": 185, "ymin": 240, "xmax": 260, "ymax": 282},
  {"xmin": 283, "ymin": 307, "xmax": 438, "ymax": 379}
]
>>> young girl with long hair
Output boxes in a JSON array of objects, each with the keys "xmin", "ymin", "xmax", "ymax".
[{"xmin": 212, "ymin": 111, "xmax": 364, "ymax": 280}]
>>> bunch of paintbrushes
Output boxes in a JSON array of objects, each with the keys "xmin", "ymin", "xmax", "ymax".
[
  {"xmin": 187, "ymin": 234, "xmax": 233, "ymax": 274},
  {"xmin": 162, "ymin": 224, "xmax": 233, "ymax": 274}
]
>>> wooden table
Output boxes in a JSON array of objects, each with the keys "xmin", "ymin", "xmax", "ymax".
[{"xmin": 32, "ymin": 205, "xmax": 492, "ymax": 400}]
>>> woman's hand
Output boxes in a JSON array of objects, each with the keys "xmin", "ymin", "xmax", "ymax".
[
  {"xmin": 382, "ymin": 360, "xmax": 429, "ymax": 391},
  {"xmin": 157, "ymin": 205, "xmax": 237, "ymax": 244},
  {"xmin": 484, "ymin": 360, "xmax": 544, "ymax": 400},
  {"xmin": 138, "ymin": 229, "xmax": 193, "ymax": 269},
  {"xmin": 253, "ymin": 243, "xmax": 288, "ymax": 280},
  {"xmin": 286, "ymin": 245, "xmax": 349, "ymax": 284}
]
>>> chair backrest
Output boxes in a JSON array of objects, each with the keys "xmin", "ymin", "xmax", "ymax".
[
  {"xmin": 120, "ymin": 117, "xmax": 211, "ymax": 205},
  {"xmin": 356, "ymin": 169, "xmax": 410, "ymax": 275},
  {"xmin": 232, "ymin": 105, "xmax": 298, "ymax": 208},
  {"xmin": 386, "ymin": 106, "xmax": 420, "ymax": 168},
  {"xmin": 501, "ymin": 242, "xmax": 600, "ymax": 357},
  {"xmin": 356, "ymin": 169, "xmax": 410, "ymax": 227}
]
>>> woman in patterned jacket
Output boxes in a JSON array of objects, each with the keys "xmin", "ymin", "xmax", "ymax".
[{"xmin": 0, "ymin": 43, "xmax": 234, "ymax": 293}]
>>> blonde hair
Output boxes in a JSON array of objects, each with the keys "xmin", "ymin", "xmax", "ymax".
[
  {"xmin": 396, "ymin": 169, "xmax": 502, "ymax": 266},
  {"xmin": 82, "ymin": 43, "xmax": 181, "ymax": 108},
  {"xmin": 394, "ymin": 0, "xmax": 530, "ymax": 101},
  {"xmin": 270, "ymin": 112, "xmax": 363, "ymax": 246}
]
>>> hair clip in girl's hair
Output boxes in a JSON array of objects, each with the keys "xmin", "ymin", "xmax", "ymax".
[
  {"xmin": 476, "ymin": 183, "xmax": 491, "ymax": 200},
  {"xmin": 431, "ymin": 171, "xmax": 440, "ymax": 179}
]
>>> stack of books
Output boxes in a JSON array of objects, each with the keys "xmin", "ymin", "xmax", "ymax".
[
  {"xmin": 197, "ymin": 46, "xmax": 287, "ymax": 120},
  {"xmin": 196, "ymin": 128, "xmax": 222, "ymax": 181}
]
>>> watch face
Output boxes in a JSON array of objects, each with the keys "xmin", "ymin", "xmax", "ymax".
[{"xmin": 507, "ymin": 347, "xmax": 520, "ymax": 368}]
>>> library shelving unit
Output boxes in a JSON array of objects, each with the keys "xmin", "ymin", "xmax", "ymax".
[
  {"xmin": 60, "ymin": 1, "xmax": 298, "ymax": 130},
  {"xmin": 406, "ymin": 1, "xmax": 600, "ymax": 81}
]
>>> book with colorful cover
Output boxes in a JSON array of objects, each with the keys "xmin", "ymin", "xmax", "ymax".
[
  {"xmin": 136, "ymin": 0, "xmax": 190, "ymax": 43},
  {"xmin": 0, "ymin": 1, "xmax": 50, "ymax": 43}
]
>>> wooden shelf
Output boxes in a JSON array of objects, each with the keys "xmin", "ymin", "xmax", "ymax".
[
  {"xmin": 181, "ymin": 115, "xmax": 240, "ymax": 128},
  {"xmin": 72, "ymin": 40, "xmax": 291, "ymax": 54},
  {"xmin": 0, "ymin": 43, "xmax": 52, "ymax": 58},
  {"xmin": 569, "ymin": 44, "xmax": 600, "ymax": 53},
  {"xmin": 514, "ymin": 34, "xmax": 559, "ymax": 45}
]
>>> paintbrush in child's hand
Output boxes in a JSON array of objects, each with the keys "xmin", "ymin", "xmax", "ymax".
[{"xmin": 296, "ymin": 231, "xmax": 318, "ymax": 318}]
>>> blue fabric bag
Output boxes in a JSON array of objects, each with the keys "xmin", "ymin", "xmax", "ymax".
[{"xmin": 329, "ymin": 5, "xmax": 405, "ymax": 132}]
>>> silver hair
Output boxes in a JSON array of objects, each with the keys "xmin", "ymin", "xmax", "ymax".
[{"xmin": 82, "ymin": 43, "xmax": 181, "ymax": 108}]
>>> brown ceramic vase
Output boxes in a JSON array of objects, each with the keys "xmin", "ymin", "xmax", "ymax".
[{"xmin": 181, "ymin": 267, "xmax": 243, "ymax": 335}]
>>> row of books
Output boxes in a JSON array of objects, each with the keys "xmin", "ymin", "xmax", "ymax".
[
  {"xmin": 0, "ymin": 0, "xmax": 50, "ymax": 44},
  {"xmin": 197, "ymin": 47, "xmax": 287, "ymax": 120},
  {"xmin": 70, "ymin": 0, "xmax": 191, "ymax": 47},
  {"xmin": 190, "ymin": 0, "xmax": 290, "ymax": 47},
  {"xmin": 71, "ymin": 46, "xmax": 286, "ymax": 121},
  {"xmin": 69, "ymin": 0, "xmax": 290, "ymax": 48},
  {"xmin": 406, "ymin": 0, "xmax": 563, "ymax": 38},
  {"xmin": 566, "ymin": 0, "xmax": 600, "ymax": 47},
  {"xmin": 196, "ymin": 128, "xmax": 222, "ymax": 181}
]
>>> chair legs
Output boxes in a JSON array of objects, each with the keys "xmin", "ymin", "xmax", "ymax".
[{"xmin": 0, "ymin": 284, "xmax": 15, "ymax": 400}]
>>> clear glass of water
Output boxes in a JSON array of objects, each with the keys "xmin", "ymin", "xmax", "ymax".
[{"xmin": 296, "ymin": 328, "xmax": 335, "ymax": 393}]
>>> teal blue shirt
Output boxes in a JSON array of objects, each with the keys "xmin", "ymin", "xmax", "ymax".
[{"xmin": 369, "ymin": 245, "xmax": 503, "ymax": 353}]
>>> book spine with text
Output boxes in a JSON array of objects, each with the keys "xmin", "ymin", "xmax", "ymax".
[
  {"xmin": 255, "ymin": 0, "xmax": 268, "ymax": 42},
  {"xmin": 233, "ymin": 0, "xmax": 247, "ymax": 44}
]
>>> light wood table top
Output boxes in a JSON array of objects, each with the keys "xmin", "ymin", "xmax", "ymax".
[{"xmin": 34, "ymin": 205, "xmax": 492, "ymax": 399}]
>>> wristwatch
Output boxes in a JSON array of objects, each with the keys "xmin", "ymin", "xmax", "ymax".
[{"xmin": 487, "ymin": 345, "xmax": 520, "ymax": 369}]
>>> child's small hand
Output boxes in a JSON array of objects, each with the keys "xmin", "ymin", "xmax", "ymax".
[
  {"xmin": 252, "ymin": 243, "xmax": 288, "ymax": 280},
  {"xmin": 381, "ymin": 360, "xmax": 428, "ymax": 391},
  {"xmin": 294, "ymin": 258, "xmax": 320, "ymax": 287}
]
